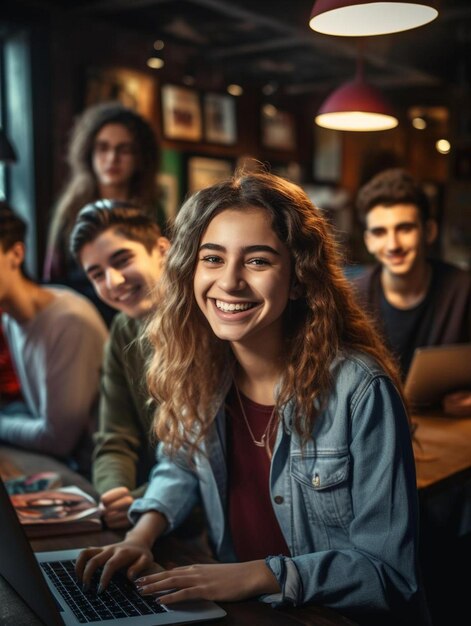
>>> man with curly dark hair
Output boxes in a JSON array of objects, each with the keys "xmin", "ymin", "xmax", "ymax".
[{"xmin": 354, "ymin": 168, "xmax": 471, "ymax": 411}]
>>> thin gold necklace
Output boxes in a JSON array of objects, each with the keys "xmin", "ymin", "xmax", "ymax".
[{"xmin": 234, "ymin": 384, "xmax": 276, "ymax": 459}]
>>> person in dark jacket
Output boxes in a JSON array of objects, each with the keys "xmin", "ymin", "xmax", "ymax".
[{"xmin": 353, "ymin": 168, "xmax": 471, "ymax": 414}]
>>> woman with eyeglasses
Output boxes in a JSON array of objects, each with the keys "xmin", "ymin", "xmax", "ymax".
[{"xmin": 44, "ymin": 102, "xmax": 163, "ymax": 323}]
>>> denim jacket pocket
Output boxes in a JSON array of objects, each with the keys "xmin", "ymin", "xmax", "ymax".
[{"xmin": 290, "ymin": 453, "xmax": 352, "ymax": 527}]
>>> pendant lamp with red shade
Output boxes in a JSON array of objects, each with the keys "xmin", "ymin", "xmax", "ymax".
[{"xmin": 315, "ymin": 53, "xmax": 398, "ymax": 131}]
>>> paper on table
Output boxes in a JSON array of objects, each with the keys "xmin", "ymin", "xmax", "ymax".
[
  {"xmin": 10, "ymin": 485, "xmax": 102, "ymax": 537},
  {"xmin": 4, "ymin": 471, "xmax": 62, "ymax": 495}
]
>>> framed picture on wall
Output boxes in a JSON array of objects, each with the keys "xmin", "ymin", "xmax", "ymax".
[
  {"xmin": 454, "ymin": 144, "xmax": 471, "ymax": 181},
  {"xmin": 84, "ymin": 67, "xmax": 156, "ymax": 121},
  {"xmin": 313, "ymin": 126, "xmax": 342, "ymax": 183},
  {"xmin": 161, "ymin": 85, "xmax": 202, "ymax": 141},
  {"xmin": 443, "ymin": 182, "xmax": 471, "ymax": 268},
  {"xmin": 187, "ymin": 156, "xmax": 234, "ymax": 194},
  {"xmin": 156, "ymin": 172, "xmax": 179, "ymax": 221},
  {"xmin": 271, "ymin": 161, "xmax": 302, "ymax": 184},
  {"xmin": 261, "ymin": 107, "xmax": 296, "ymax": 151},
  {"xmin": 204, "ymin": 93, "xmax": 237, "ymax": 145}
]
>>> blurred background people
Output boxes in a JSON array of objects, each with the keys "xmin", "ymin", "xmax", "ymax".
[
  {"xmin": 0, "ymin": 322, "xmax": 22, "ymax": 407},
  {"xmin": 70, "ymin": 200, "xmax": 170, "ymax": 528},
  {"xmin": 44, "ymin": 102, "xmax": 164, "ymax": 324},
  {"xmin": 0, "ymin": 202, "xmax": 108, "ymax": 474},
  {"xmin": 354, "ymin": 168, "xmax": 471, "ymax": 383}
]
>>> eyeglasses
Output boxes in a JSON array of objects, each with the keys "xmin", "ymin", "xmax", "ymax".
[{"xmin": 93, "ymin": 140, "xmax": 136, "ymax": 158}]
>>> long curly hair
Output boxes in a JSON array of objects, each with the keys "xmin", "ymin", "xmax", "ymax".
[
  {"xmin": 45, "ymin": 102, "xmax": 160, "ymax": 279},
  {"xmin": 145, "ymin": 170, "xmax": 402, "ymax": 455}
]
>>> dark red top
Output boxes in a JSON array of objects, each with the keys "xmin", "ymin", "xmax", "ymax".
[
  {"xmin": 0, "ymin": 321, "xmax": 21, "ymax": 401},
  {"xmin": 227, "ymin": 386, "xmax": 290, "ymax": 562}
]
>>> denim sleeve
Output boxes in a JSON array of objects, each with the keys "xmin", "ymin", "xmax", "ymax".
[
  {"xmin": 128, "ymin": 442, "xmax": 199, "ymax": 532},
  {"xmin": 261, "ymin": 376, "xmax": 419, "ymax": 614},
  {"xmin": 262, "ymin": 556, "xmax": 303, "ymax": 605}
]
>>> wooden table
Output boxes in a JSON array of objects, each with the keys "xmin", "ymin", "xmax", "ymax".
[
  {"xmin": 412, "ymin": 412, "xmax": 471, "ymax": 489},
  {"xmin": 0, "ymin": 445, "xmax": 356, "ymax": 626},
  {"xmin": 411, "ymin": 413, "xmax": 471, "ymax": 626}
]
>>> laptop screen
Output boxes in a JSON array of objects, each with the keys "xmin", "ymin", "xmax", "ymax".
[
  {"xmin": 405, "ymin": 343, "xmax": 471, "ymax": 409},
  {"xmin": 0, "ymin": 477, "xmax": 64, "ymax": 625}
]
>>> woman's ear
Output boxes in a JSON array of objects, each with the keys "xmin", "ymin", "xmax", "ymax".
[{"xmin": 289, "ymin": 279, "xmax": 303, "ymax": 300}]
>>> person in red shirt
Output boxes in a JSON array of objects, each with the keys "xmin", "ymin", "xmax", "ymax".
[{"xmin": 0, "ymin": 320, "xmax": 21, "ymax": 404}]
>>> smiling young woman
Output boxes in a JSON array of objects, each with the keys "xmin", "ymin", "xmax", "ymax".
[{"xmin": 76, "ymin": 170, "xmax": 425, "ymax": 625}]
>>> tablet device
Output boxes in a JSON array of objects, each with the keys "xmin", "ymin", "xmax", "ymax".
[{"xmin": 404, "ymin": 343, "xmax": 471, "ymax": 409}]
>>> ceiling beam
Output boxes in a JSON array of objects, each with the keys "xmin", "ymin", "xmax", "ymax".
[
  {"xmin": 72, "ymin": 0, "xmax": 442, "ymax": 87},
  {"xmin": 441, "ymin": 7, "xmax": 471, "ymax": 21},
  {"xmin": 286, "ymin": 74, "xmax": 440, "ymax": 96},
  {"xmin": 210, "ymin": 37, "xmax": 306, "ymax": 59},
  {"xmin": 190, "ymin": 0, "xmax": 438, "ymax": 85},
  {"xmin": 75, "ymin": 0, "xmax": 171, "ymax": 14}
]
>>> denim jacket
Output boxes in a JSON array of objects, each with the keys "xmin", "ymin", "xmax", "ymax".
[{"xmin": 130, "ymin": 351, "xmax": 420, "ymax": 618}]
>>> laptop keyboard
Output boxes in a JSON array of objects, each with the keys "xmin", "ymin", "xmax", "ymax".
[{"xmin": 40, "ymin": 559, "xmax": 168, "ymax": 623}]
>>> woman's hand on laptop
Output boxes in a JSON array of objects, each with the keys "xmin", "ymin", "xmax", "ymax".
[
  {"xmin": 134, "ymin": 561, "xmax": 280, "ymax": 604},
  {"xmin": 443, "ymin": 391, "xmax": 471, "ymax": 416},
  {"xmin": 75, "ymin": 541, "xmax": 154, "ymax": 593},
  {"xmin": 75, "ymin": 510, "xmax": 168, "ymax": 592},
  {"xmin": 99, "ymin": 486, "xmax": 134, "ymax": 529}
]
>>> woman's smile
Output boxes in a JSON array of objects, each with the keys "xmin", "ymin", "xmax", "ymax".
[{"xmin": 214, "ymin": 299, "xmax": 258, "ymax": 313}]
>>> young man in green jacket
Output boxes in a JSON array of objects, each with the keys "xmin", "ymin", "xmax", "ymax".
[{"xmin": 70, "ymin": 200, "xmax": 170, "ymax": 528}]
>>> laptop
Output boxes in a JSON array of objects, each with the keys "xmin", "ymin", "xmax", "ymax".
[
  {"xmin": 0, "ymin": 478, "xmax": 226, "ymax": 625},
  {"xmin": 404, "ymin": 343, "xmax": 471, "ymax": 409}
]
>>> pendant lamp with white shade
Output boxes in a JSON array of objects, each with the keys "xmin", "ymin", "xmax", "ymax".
[{"xmin": 309, "ymin": 1, "xmax": 438, "ymax": 37}]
